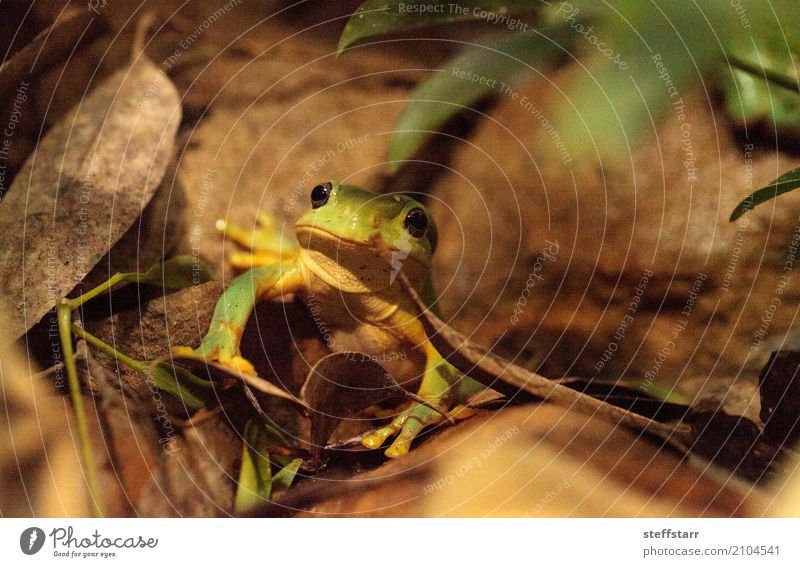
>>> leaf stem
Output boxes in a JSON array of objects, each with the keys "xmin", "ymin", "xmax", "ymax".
[
  {"xmin": 63, "ymin": 272, "xmax": 127, "ymax": 309},
  {"xmin": 70, "ymin": 323, "xmax": 148, "ymax": 371},
  {"xmin": 57, "ymin": 300, "xmax": 104, "ymax": 517},
  {"xmin": 728, "ymin": 55, "xmax": 800, "ymax": 94}
]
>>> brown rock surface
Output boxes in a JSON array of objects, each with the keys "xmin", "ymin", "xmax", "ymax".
[
  {"xmin": 426, "ymin": 73, "xmax": 800, "ymax": 391},
  {"xmin": 281, "ymin": 404, "xmax": 767, "ymax": 517}
]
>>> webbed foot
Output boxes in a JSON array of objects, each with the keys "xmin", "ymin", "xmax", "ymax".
[
  {"xmin": 172, "ymin": 345, "xmax": 257, "ymax": 377},
  {"xmin": 217, "ymin": 210, "xmax": 296, "ymax": 269},
  {"xmin": 362, "ymin": 399, "xmax": 475, "ymax": 458}
]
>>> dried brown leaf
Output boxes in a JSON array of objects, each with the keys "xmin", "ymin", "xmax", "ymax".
[
  {"xmin": 301, "ymin": 352, "xmax": 451, "ymax": 462},
  {"xmin": 0, "ymin": 56, "xmax": 181, "ymax": 346}
]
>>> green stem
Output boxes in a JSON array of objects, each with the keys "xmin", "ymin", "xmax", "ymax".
[
  {"xmin": 71, "ymin": 323, "xmax": 147, "ymax": 371},
  {"xmin": 729, "ymin": 55, "xmax": 800, "ymax": 95},
  {"xmin": 63, "ymin": 272, "xmax": 128, "ymax": 309},
  {"xmin": 57, "ymin": 300, "xmax": 104, "ymax": 517}
]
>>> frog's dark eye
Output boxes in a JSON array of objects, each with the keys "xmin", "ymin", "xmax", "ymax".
[
  {"xmin": 311, "ymin": 182, "xmax": 332, "ymax": 208},
  {"xmin": 404, "ymin": 207, "xmax": 428, "ymax": 238}
]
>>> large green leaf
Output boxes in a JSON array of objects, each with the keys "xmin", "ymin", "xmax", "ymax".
[
  {"xmin": 549, "ymin": 2, "xmax": 728, "ymax": 161},
  {"xmin": 548, "ymin": 0, "xmax": 800, "ymax": 161},
  {"xmin": 730, "ymin": 166, "xmax": 800, "ymax": 221},
  {"xmin": 338, "ymin": 0, "xmax": 538, "ymax": 52},
  {"xmin": 150, "ymin": 362, "xmax": 213, "ymax": 410},
  {"xmin": 368, "ymin": 0, "xmax": 800, "ymax": 168},
  {"xmin": 271, "ymin": 458, "xmax": 303, "ymax": 492},
  {"xmin": 234, "ymin": 420, "xmax": 275, "ymax": 514},
  {"xmin": 387, "ymin": 29, "xmax": 569, "ymax": 172}
]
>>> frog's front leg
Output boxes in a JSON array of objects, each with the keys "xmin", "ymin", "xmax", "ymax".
[
  {"xmin": 362, "ymin": 343, "xmax": 485, "ymax": 457},
  {"xmin": 173, "ymin": 262, "xmax": 304, "ymax": 375},
  {"xmin": 217, "ymin": 210, "xmax": 297, "ymax": 270}
]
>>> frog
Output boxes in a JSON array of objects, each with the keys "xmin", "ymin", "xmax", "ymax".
[{"xmin": 174, "ymin": 181, "xmax": 485, "ymax": 457}]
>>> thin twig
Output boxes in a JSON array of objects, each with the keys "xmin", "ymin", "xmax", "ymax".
[
  {"xmin": 728, "ymin": 54, "xmax": 800, "ymax": 94},
  {"xmin": 32, "ymin": 362, "xmax": 66, "ymax": 379},
  {"xmin": 57, "ymin": 300, "xmax": 104, "ymax": 517},
  {"xmin": 174, "ymin": 405, "xmax": 226, "ymax": 428}
]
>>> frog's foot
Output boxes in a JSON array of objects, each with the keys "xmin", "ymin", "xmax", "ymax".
[
  {"xmin": 216, "ymin": 211, "xmax": 296, "ymax": 269},
  {"xmin": 172, "ymin": 345, "xmax": 258, "ymax": 376},
  {"xmin": 227, "ymin": 251, "xmax": 287, "ymax": 270},
  {"xmin": 362, "ymin": 401, "xmax": 473, "ymax": 458}
]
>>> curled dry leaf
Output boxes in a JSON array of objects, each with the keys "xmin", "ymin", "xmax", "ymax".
[
  {"xmin": 396, "ymin": 272, "xmax": 687, "ymax": 443},
  {"xmin": 167, "ymin": 353, "xmax": 305, "ymax": 407},
  {"xmin": 0, "ymin": 55, "xmax": 181, "ymax": 347},
  {"xmin": 301, "ymin": 352, "xmax": 452, "ymax": 461}
]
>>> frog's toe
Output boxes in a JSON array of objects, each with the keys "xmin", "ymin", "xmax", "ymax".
[
  {"xmin": 255, "ymin": 209, "xmax": 279, "ymax": 232},
  {"xmin": 361, "ymin": 403, "xmax": 447, "ymax": 458},
  {"xmin": 172, "ymin": 346, "xmax": 258, "ymax": 377},
  {"xmin": 361, "ymin": 426, "xmax": 398, "ymax": 449},
  {"xmin": 386, "ymin": 405, "xmax": 441, "ymax": 458},
  {"xmin": 172, "ymin": 346, "xmax": 196, "ymax": 358},
  {"xmin": 230, "ymin": 250, "xmax": 290, "ymax": 269},
  {"xmin": 216, "ymin": 218, "xmax": 255, "ymax": 249}
]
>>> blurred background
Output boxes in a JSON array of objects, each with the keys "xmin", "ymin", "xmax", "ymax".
[{"xmin": 2, "ymin": 0, "xmax": 800, "ymax": 517}]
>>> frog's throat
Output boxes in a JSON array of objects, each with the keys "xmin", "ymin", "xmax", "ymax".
[
  {"xmin": 295, "ymin": 225, "xmax": 424, "ymax": 294},
  {"xmin": 296, "ymin": 248, "xmax": 374, "ymax": 293}
]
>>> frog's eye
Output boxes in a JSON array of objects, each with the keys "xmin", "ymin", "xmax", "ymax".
[
  {"xmin": 311, "ymin": 182, "xmax": 332, "ymax": 208},
  {"xmin": 403, "ymin": 207, "xmax": 429, "ymax": 238}
]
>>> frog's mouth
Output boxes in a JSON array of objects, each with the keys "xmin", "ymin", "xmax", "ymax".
[
  {"xmin": 295, "ymin": 224, "xmax": 430, "ymax": 268},
  {"xmin": 294, "ymin": 224, "xmax": 377, "ymax": 250}
]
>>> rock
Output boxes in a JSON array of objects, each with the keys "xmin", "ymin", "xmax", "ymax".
[
  {"xmin": 275, "ymin": 404, "xmax": 765, "ymax": 517},
  {"xmin": 426, "ymin": 73, "xmax": 800, "ymax": 390}
]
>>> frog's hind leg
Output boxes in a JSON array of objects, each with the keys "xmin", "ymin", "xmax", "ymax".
[
  {"xmin": 362, "ymin": 346, "xmax": 484, "ymax": 458},
  {"xmin": 217, "ymin": 210, "xmax": 297, "ymax": 269}
]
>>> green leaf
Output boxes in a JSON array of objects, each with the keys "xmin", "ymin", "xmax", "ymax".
[
  {"xmin": 338, "ymin": 0, "xmax": 537, "ymax": 53},
  {"xmin": 255, "ymin": 415, "xmax": 291, "ymax": 448},
  {"xmin": 234, "ymin": 420, "xmax": 274, "ymax": 514},
  {"xmin": 150, "ymin": 362, "xmax": 213, "ymax": 410},
  {"xmin": 271, "ymin": 458, "xmax": 303, "ymax": 492},
  {"xmin": 124, "ymin": 255, "xmax": 213, "ymax": 290},
  {"xmin": 615, "ymin": 378, "xmax": 689, "ymax": 406},
  {"xmin": 548, "ymin": 1, "xmax": 800, "ymax": 162},
  {"xmin": 387, "ymin": 29, "xmax": 568, "ymax": 172},
  {"xmin": 730, "ymin": 166, "xmax": 800, "ymax": 221},
  {"xmin": 552, "ymin": 3, "xmax": 726, "ymax": 161}
]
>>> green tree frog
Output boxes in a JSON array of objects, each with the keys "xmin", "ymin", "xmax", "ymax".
[{"xmin": 174, "ymin": 181, "xmax": 484, "ymax": 457}]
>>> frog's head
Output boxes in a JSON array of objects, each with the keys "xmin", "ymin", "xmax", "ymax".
[{"xmin": 295, "ymin": 181, "xmax": 437, "ymax": 292}]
